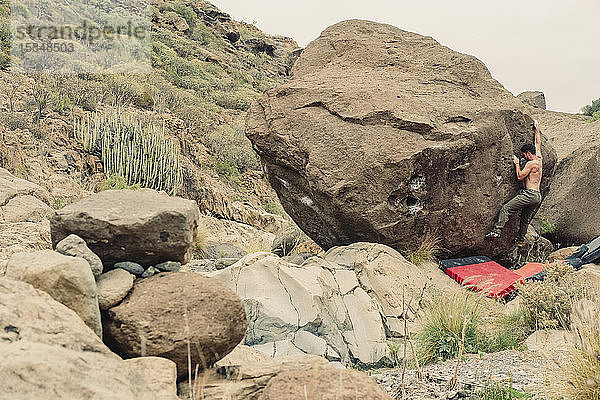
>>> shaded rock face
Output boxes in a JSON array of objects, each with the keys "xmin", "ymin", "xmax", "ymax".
[
  {"xmin": 0, "ymin": 277, "xmax": 177, "ymax": 400},
  {"xmin": 51, "ymin": 190, "xmax": 200, "ymax": 268},
  {"xmin": 104, "ymin": 272, "xmax": 247, "ymax": 379},
  {"xmin": 246, "ymin": 20, "xmax": 557, "ymax": 257}
]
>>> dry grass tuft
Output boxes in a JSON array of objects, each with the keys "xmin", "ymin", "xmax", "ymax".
[{"xmin": 404, "ymin": 232, "xmax": 441, "ymax": 265}]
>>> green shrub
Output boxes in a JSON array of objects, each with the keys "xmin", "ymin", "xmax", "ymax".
[
  {"xmin": 404, "ymin": 232, "xmax": 441, "ymax": 265},
  {"xmin": 518, "ymin": 261, "xmax": 586, "ymax": 330},
  {"xmin": 582, "ymin": 98, "xmax": 600, "ymax": 117},
  {"xmin": 204, "ymin": 123, "xmax": 261, "ymax": 175},
  {"xmin": 540, "ymin": 218, "xmax": 557, "ymax": 235},
  {"xmin": 591, "ymin": 110, "xmax": 600, "ymax": 123}
]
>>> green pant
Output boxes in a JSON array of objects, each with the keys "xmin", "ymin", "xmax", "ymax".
[{"xmin": 493, "ymin": 189, "xmax": 541, "ymax": 236}]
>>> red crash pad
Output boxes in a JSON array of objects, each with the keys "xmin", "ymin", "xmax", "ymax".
[
  {"xmin": 514, "ymin": 262, "xmax": 544, "ymax": 279},
  {"xmin": 445, "ymin": 261, "xmax": 523, "ymax": 298}
]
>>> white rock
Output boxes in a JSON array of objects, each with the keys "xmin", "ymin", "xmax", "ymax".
[{"xmin": 293, "ymin": 330, "xmax": 327, "ymax": 356}]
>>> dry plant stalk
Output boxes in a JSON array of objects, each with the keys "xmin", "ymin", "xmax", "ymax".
[{"xmin": 449, "ymin": 317, "xmax": 469, "ymax": 389}]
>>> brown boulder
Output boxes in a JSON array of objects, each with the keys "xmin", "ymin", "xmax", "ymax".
[
  {"xmin": 260, "ymin": 368, "xmax": 393, "ymax": 400},
  {"xmin": 51, "ymin": 190, "xmax": 200, "ymax": 268},
  {"xmin": 104, "ymin": 272, "xmax": 246, "ymax": 379},
  {"xmin": 0, "ymin": 277, "xmax": 175, "ymax": 399},
  {"xmin": 246, "ymin": 20, "xmax": 556, "ymax": 257}
]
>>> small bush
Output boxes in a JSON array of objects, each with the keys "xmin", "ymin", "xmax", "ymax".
[
  {"xmin": 518, "ymin": 261, "xmax": 586, "ymax": 330},
  {"xmin": 417, "ymin": 294, "xmax": 482, "ymax": 364},
  {"xmin": 591, "ymin": 110, "xmax": 600, "ymax": 123},
  {"xmin": 204, "ymin": 123, "xmax": 261, "ymax": 176},
  {"xmin": 540, "ymin": 218, "xmax": 557, "ymax": 235}
]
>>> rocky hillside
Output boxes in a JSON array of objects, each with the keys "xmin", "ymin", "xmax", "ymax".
[{"xmin": 0, "ymin": 0, "xmax": 300, "ymax": 237}]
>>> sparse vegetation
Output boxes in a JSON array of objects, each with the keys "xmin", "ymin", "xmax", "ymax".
[
  {"xmin": 557, "ymin": 299, "xmax": 600, "ymax": 400},
  {"xmin": 102, "ymin": 175, "xmax": 142, "ymax": 191},
  {"xmin": 517, "ymin": 261, "xmax": 586, "ymax": 330},
  {"xmin": 582, "ymin": 98, "xmax": 600, "ymax": 117},
  {"xmin": 540, "ymin": 218, "xmax": 557, "ymax": 235},
  {"xmin": 404, "ymin": 233, "xmax": 441, "ymax": 265},
  {"xmin": 74, "ymin": 112, "xmax": 183, "ymax": 195},
  {"xmin": 469, "ymin": 382, "xmax": 532, "ymax": 400}
]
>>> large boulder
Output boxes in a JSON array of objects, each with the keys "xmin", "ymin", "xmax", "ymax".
[
  {"xmin": 104, "ymin": 272, "xmax": 246, "ymax": 379},
  {"xmin": 0, "ymin": 277, "xmax": 177, "ymax": 399},
  {"xmin": 210, "ymin": 243, "xmax": 429, "ymax": 367},
  {"xmin": 260, "ymin": 368, "xmax": 393, "ymax": 400},
  {"xmin": 517, "ymin": 91, "xmax": 546, "ymax": 109},
  {"xmin": 5, "ymin": 250, "xmax": 102, "ymax": 337},
  {"xmin": 527, "ymin": 109, "xmax": 600, "ymax": 244},
  {"xmin": 50, "ymin": 190, "xmax": 200, "ymax": 268},
  {"xmin": 246, "ymin": 20, "xmax": 557, "ymax": 257}
]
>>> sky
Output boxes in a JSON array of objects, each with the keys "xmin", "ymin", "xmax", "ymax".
[{"xmin": 211, "ymin": 0, "xmax": 599, "ymax": 113}]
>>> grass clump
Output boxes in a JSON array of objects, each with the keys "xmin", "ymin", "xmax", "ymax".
[
  {"xmin": 102, "ymin": 174, "xmax": 141, "ymax": 191},
  {"xmin": 518, "ymin": 261, "xmax": 586, "ymax": 330},
  {"xmin": 404, "ymin": 232, "xmax": 441, "ymax": 265},
  {"xmin": 416, "ymin": 294, "xmax": 482, "ymax": 364},
  {"xmin": 557, "ymin": 299, "xmax": 600, "ymax": 400},
  {"xmin": 469, "ymin": 382, "xmax": 532, "ymax": 400}
]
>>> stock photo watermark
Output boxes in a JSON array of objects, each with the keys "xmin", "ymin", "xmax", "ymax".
[{"xmin": 10, "ymin": 0, "xmax": 151, "ymax": 74}]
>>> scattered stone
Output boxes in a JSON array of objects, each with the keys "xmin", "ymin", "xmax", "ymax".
[
  {"xmin": 55, "ymin": 234, "xmax": 104, "ymax": 278},
  {"xmin": 51, "ymin": 189, "xmax": 200, "ymax": 268},
  {"xmin": 141, "ymin": 266, "xmax": 159, "ymax": 278},
  {"xmin": 115, "ymin": 261, "xmax": 145, "ymax": 276},
  {"xmin": 0, "ymin": 277, "xmax": 167, "ymax": 399},
  {"xmin": 215, "ymin": 257, "xmax": 239, "ymax": 270},
  {"xmin": 246, "ymin": 19, "xmax": 557, "ymax": 258},
  {"xmin": 261, "ymin": 368, "xmax": 393, "ymax": 400},
  {"xmin": 154, "ymin": 261, "xmax": 181, "ymax": 272},
  {"xmin": 5, "ymin": 250, "xmax": 102, "ymax": 337},
  {"xmin": 104, "ymin": 272, "xmax": 246, "ymax": 379},
  {"xmin": 97, "ymin": 269, "xmax": 135, "ymax": 310}
]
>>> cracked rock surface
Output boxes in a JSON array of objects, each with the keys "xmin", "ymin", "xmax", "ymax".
[
  {"xmin": 210, "ymin": 242, "xmax": 434, "ymax": 368},
  {"xmin": 246, "ymin": 19, "xmax": 557, "ymax": 258}
]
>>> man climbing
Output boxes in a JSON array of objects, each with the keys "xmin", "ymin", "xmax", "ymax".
[{"xmin": 485, "ymin": 120, "xmax": 543, "ymax": 245}]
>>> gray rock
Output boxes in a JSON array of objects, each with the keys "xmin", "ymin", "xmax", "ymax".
[
  {"xmin": 97, "ymin": 269, "xmax": 135, "ymax": 310},
  {"xmin": 141, "ymin": 266, "xmax": 159, "ymax": 278},
  {"xmin": 55, "ymin": 234, "xmax": 103, "ymax": 278},
  {"xmin": 215, "ymin": 258, "xmax": 240, "ymax": 270},
  {"xmin": 115, "ymin": 261, "xmax": 145, "ymax": 276},
  {"xmin": 517, "ymin": 91, "xmax": 547, "ymax": 109},
  {"xmin": 293, "ymin": 330, "xmax": 327, "ymax": 356},
  {"xmin": 204, "ymin": 241, "xmax": 247, "ymax": 260},
  {"xmin": 155, "ymin": 261, "xmax": 181, "ymax": 272}
]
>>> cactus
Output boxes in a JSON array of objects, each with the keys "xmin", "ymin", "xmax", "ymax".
[{"xmin": 73, "ymin": 112, "xmax": 183, "ymax": 195}]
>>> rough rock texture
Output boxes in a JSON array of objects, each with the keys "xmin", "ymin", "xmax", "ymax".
[
  {"xmin": 211, "ymin": 243, "xmax": 430, "ymax": 367},
  {"xmin": 179, "ymin": 354, "xmax": 331, "ymax": 400},
  {"xmin": 123, "ymin": 357, "xmax": 178, "ymax": 400},
  {"xmin": 97, "ymin": 268, "xmax": 135, "ymax": 310},
  {"xmin": 5, "ymin": 250, "xmax": 102, "ymax": 337},
  {"xmin": 51, "ymin": 190, "xmax": 200, "ymax": 268},
  {"xmin": 0, "ymin": 277, "xmax": 175, "ymax": 399},
  {"xmin": 0, "ymin": 168, "xmax": 53, "ymax": 272},
  {"xmin": 536, "ymin": 144, "xmax": 600, "ymax": 244},
  {"xmin": 260, "ymin": 368, "xmax": 393, "ymax": 400},
  {"xmin": 525, "ymin": 329, "xmax": 574, "ymax": 352},
  {"xmin": 527, "ymin": 109, "xmax": 600, "ymax": 244},
  {"xmin": 517, "ymin": 91, "xmax": 546, "ymax": 109},
  {"xmin": 200, "ymin": 214, "xmax": 276, "ymax": 256},
  {"xmin": 104, "ymin": 272, "xmax": 246, "ymax": 379},
  {"xmin": 246, "ymin": 20, "xmax": 557, "ymax": 257},
  {"xmin": 547, "ymin": 246, "xmax": 580, "ymax": 262},
  {"xmin": 55, "ymin": 234, "xmax": 104, "ymax": 278}
]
